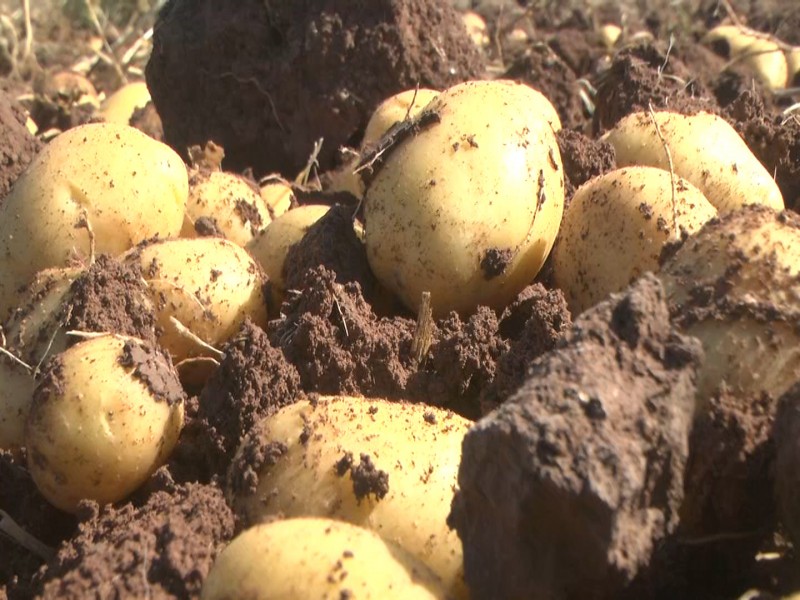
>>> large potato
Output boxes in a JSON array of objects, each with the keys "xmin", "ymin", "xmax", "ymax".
[
  {"xmin": 26, "ymin": 335, "xmax": 185, "ymax": 512},
  {"xmin": 364, "ymin": 79, "xmax": 564, "ymax": 316},
  {"xmin": 228, "ymin": 396, "xmax": 471, "ymax": 599},
  {"xmin": 603, "ymin": 111, "xmax": 784, "ymax": 214},
  {"xmin": 552, "ymin": 166, "xmax": 717, "ymax": 314},
  {"xmin": 181, "ymin": 170, "xmax": 271, "ymax": 247},
  {"xmin": 202, "ymin": 518, "xmax": 447, "ymax": 600},
  {"xmin": 126, "ymin": 237, "xmax": 268, "ymax": 361},
  {"xmin": 0, "ymin": 122, "xmax": 188, "ymax": 320},
  {"xmin": 658, "ymin": 206, "xmax": 800, "ymax": 409}
]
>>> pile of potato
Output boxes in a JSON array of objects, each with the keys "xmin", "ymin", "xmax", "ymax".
[{"xmin": 1, "ymin": 38, "xmax": 799, "ymax": 596}]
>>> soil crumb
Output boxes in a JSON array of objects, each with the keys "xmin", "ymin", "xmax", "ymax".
[
  {"xmin": 556, "ymin": 128, "xmax": 616, "ymax": 201},
  {"xmin": 0, "ymin": 90, "xmax": 41, "ymax": 201},
  {"xmin": 34, "ymin": 483, "xmax": 234, "ymax": 599},
  {"xmin": 336, "ymin": 452, "xmax": 390, "ymax": 502},
  {"xmin": 146, "ymin": 0, "xmax": 485, "ymax": 176},
  {"xmin": 450, "ymin": 273, "xmax": 702, "ymax": 599},
  {"xmin": 118, "ymin": 340, "xmax": 185, "ymax": 406}
]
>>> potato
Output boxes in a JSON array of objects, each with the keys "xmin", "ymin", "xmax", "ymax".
[
  {"xmin": 599, "ymin": 24, "xmax": 622, "ymax": 50},
  {"xmin": 0, "ymin": 122, "xmax": 188, "ymax": 320},
  {"xmin": 43, "ymin": 71, "xmax": 99, "ymax": 106},
  {"xmin": 364, "ymin": 79, "xmax": 564, "ymax": 316},
  {"xmin": 245, "ymin": 204, "xmax": 330, "ymax": 297},
  {"xmin": 552, "ymin": 166, "xmax": 717, "ymax": 314},
  {"xmin": 228, "ymin": 396, "xmax": 471, "ymax": 598},
  {"xmin": 202, "ymin": 518, "xmax": 447, "ymax": 600},
  {"xmin": 603, "ymin": 111, "xmax": 784, "ymax": 214},
  {"xmin": 362, "ymin": 88, "xmax": 441, "ymax": 150},
  {"xmin": 788, "ymin": 47, "xmax": 800, "ymax": 85},
  {"xmin": 26, "ymin": 335, "xmax": 184, "ymax": 512},
  {"xmin": 181, "ymin": 170, "xmax": 271, "ymax": 246},
  {"xmin": 658, "ymin": 206, "xmax": 800, "ymax": 410},
  {"xmin": 98, "ymin": 81, "xmax": 151, "ymax": 125},
  {"xmin": 704, "ymin": 25, "xmax": 788, "ymax": 90},
  {"xmin": 126, "ymin": 237, "xmax": 268, "ymax": 361},
  {"xmin": 462, "ymin": 11, "xmax": 489, "ymax": 49},
  {"xmin": 259, "ymin": 179, "xmax": 294, "ymax": 219},
  {"xmin": 0, "ymin": 356, "xmax": 35, "ymax": 451}
]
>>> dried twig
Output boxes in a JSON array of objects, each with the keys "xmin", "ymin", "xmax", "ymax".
[
  {"xmin": 75, "ymin": 210, "xmax": 96, "ymax": 266},
  {"xmin": 0, "ymin": 509, "xmax": 55, "ymax": 561},
  {"xmin": 169, "ymin": 316, "xmax": 224, "ymax": 359},
  {"xmin": 411, "ymin": 291, "xmax": 434, "ymax": 366},
  {"xmin": 83, "ymin": 0, "xmax": 128, "ymax": 85}
]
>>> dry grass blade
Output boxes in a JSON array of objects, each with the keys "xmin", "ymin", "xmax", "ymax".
[{"xmin": 0, "ymin": 509, "xmax": 55, "ymax": 561}]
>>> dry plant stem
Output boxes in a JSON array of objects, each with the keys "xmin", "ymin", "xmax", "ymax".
[
  {"xmin": 403, "ymin": 82, "xmax": 420, "ymax": 122},
  {"xmin": 168, "ymin": 316, "xmax": 224, "ymax": 359},
  {"xmin": 35, "ymin": 305, "xmax": 72, "ymax": 375},
  {"xmin": 121, "ymin": 26, "xmax": 153, "ymax": 66},
  {"xmin": 21, "ymin": 0, "xmax": 32, "ymax": 60},
  {"xmin": 648, "ymin": 103, "xmax": 679, "ymax": 240},
  {"xmin": 0, "ymin": 345, "xmax": 33, "ymax": 372},
  {"xmin": 718, "ymin": 0, "xmax": 745, "ymax": 29},
  {"xmin": 75, "ymin": 210, "xmax": 96, "ymax": 266},
  {"xmin": 0, "ymin": 509, "xmax": 55, "ymax": 561},
  {"xmin": 83, "ymin": 0, "xmax": 128, "ymax": 85},
  {"xmin": 295, "ymin": 138, "xmax": 324, "ymax": 187},
  {"xmin": 411, "ymin": 291, "xmax": 434, "ymax": 365}
]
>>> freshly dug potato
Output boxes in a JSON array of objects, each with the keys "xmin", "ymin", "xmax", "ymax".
[
  {"xmin": 127, "ymin": 237, "xmax": 268, "ymax": 361},
  {"xmin": 604, "ymin": 111, "xmax": 784, "ymax": 214},
  {"xmin": 228, "ymin": 396, "xmax": 472, "ymax": 599},
  {"xmin": 658, "ymin": 206, "xmax": 800, "ymax": 409},
  {"xmin": 0, "ymin": 356, "xmax": 35, "ymax": 451},
  {"xmin": 43, "ymin": 71, "xmax": 99, "ymax": 106},
  {"xmin": 245, "ymin": 204, "xmax": 330, "ymax": 298},
  {"xmin": 0, "ymin": 122, "xmax": 188, "ymax": 320},
  {"xmin": 364, "ymin": 79, "xmax": 564, "ymax": 316},
  {"xmin": 552, "ymin": 166, "xmax": 717, "ymax": 314},
  {"xmin": 259, "ymin": 179, "xmax": 294, "ymax": 219},
  {"xmin": 181, "ymin": 170, "xmax": 271, "ymax": 246},
  {"xmin": 704, "ymin": 25, "xmax": 788, "ymax": 90},
  {"xmin": 462, "ymin": 12, "xmax": 489, "ymax": 49},
  {"xmin": 362, "ymin": 88, "xmax": 440, "ymax": 150},
  {"xmin": 2, "ymin": 267, "xmax": 83, "ymax": 366},
  {"xmin": 202, "ymin": 518, "xmax": 447, "ymax": 600},
  {"xmin": 26, "ymin": 335, "xmax": 185, "ymax": 512},
  {"xmin": 98, "ymin": 81, "xmax": 151, "ymax": 124}
]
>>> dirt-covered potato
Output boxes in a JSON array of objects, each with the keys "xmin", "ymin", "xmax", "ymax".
[
  {"xmin": 98, "ymin": 81, "xmax": 151, "ymax": 125},
  {"xmin": 228, "ymin": 396, "xmax": 471, "ymax": 599},
  {"xmin": 604, "ymin": 111, "xmax": 784, "ymax": 214},
  {"xmin": 127, "ymin": 237, "xmax": 268, "ymax": 361},
  {"xmin": 703, "ymin": 25, "xmax": 788, "ymax": 90},
  {"xmin": 0, "ymin": 122, "xmax": 189, "ymax": 320},
  {"xmin": 202, "ymin": 518, "xmax": 446, "ymax": 600},
  {"xmin": 658, "ymin": 206, "xmax": 800, "ymax": 409},
  {"xmin": 181, "ymin": 170, "xmax": 271, "ymax": 246},
  {"xmin": 552, "ymin": 166, "xmax": 717, "ymax": 314},
  {"xmin": 26, "ymin": 335, "xmax": 185, "ymax": 512},
  {"xmin": 362, "ymin": 88, "xmax": 440, "ymax": 150},
  {"xmin": 245, "ymin": 204, "xmax": 330, "ymax": 297},
  {"xmin": 0, "ymin": 356, "xmax": 35, "ymax": 450},
  {"xmin": 364, "ymin": 79, "xmax": 564, "ymax": 316}
]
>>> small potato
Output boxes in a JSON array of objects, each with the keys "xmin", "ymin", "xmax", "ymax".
[
  {"xmin": 127, "ymin": 237, "xmax": 268, "ymax": 361},
  {"xmin": 98, "ymin": 81, "xmax": 151, "ymax": 125},
  {"xmin": 0, "ymin": 122, "xmax": 188, "ymax": 320},
  {"xmin": 259, "ymin": 179, "xmax": 294, "ymax": 219},
  {"xmin": 246, "ymin": 204, "xmax": 330, "ymax": 297},
  {"xmin": 228, "ymin": 396, "xmax": 471, "ymax": 599},
  {"xmin": 26, "ymin": 335, "xmax": 185, "ymax": 512},
  {"xmin": 658, "ymin": 206, "xmax": 800, "ymax": 409},
  {"xmin": 599, "ymin": 24, "xmax": 622, "ymax": 50},
  {"xmin": 704, "ymin": 25, "xmax": 788, "ymax": 90},
  {"xmin": 181, "ymin": 170, "xmax": 271, "ymax": 247},
  {"xmin": 603, "ymin": 111, "xmax": 784, "ymax": 214},
  {"xmin": 362, "ymin": 88, "xmax": 441, "ymax": 150},
  {"xmin": 552, "ymin": 166, "xmax": 717, "ymax": 314},
  {"xmin": 43, "ymin": 71, "xmax": 99, "ymax": 106},
  {"xmin": 462, "ymin": 12, "xmax": 489, "ymax": 49},
  {"xmin": 0, "ymin": 356, "xmax": 35, "ymax": 450},
  {"xmin": 365, "ymin": 79, "xmax": 564, "ymax": 316},
  {"xmin": 202, "ymin": 518, "xmax": 447, "ymax": 600}
]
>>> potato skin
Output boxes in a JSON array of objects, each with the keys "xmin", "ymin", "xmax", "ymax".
[
  {"xmin": 703, "ymin": 25, "xmax": 788, "ymax": 90},
  {"xmin": 0, "ymin": 122, "xmax": 188, "ymax": 320},
  {"xmin": 364, "ymin": 79, "xmax": 564, "ymax": 316},
  {"xmin": 604, "ymin": 111, "xmax": 784, "ymax": 214},
  {"xmin": 228, "ymin": 396, "xmax": 471, "ymax": 599},
  {"xmin": 25, "ymin": 336, "xmax": 184, "ymax": 512},
  {"xmin": 552, "ymin": 166, "xmax": 717, "ymax": 314},
  {"xmin": 127, "ymin": 237, "xmax": 268, "ymax": 361},
  {"xmin": 99, "ymin": 81, "xmax": 151, "ymax": 125},
  {"xmin": 362, "ymin": 88, "xmax": 440, "ymax": 149},
  {"xmin": 201, "ymin": 518, "xmax": 446, "ymax": 600}
]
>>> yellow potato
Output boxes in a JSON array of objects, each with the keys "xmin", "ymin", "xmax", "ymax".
[
  {"xmin": 704, "ymin": 25, "xmax": 788, "ymax": 90},
  {"xmin": 181, "ymin": 170, "xmax": 271, "ymax": 247},
  {"xmin": 462, "ymin": 12, "xmax": 489, "ymax": 48},
  {"xmin": 362, "ymin": 88, "xmax": 441, "ymax": 150},
  {"xmin": 43, "ymin": 71, "xmax": 99, "ymax": 106},
  {"xmin": 599, "ymin": 24, "xmax": 622, "ymax": 50},
  {"xmin": 259, "ymin": 179, "xmax": 294, "ymax": 219},
  {"xmin": 127, "ymin": 237, "xmax": 268, "ymax": 361},
  {"xmin": 99, "ymin": 81, "xmax": 151, "ymax": 124},
  {"xmin": 552, "ymin": 166, "xmax": 717, "ymax": 314},
  {"xmin": 228, "ymin": 396, "xmax": 471, "ymax": 599},
  {"xmin": 658, "ymin": 206, "xmax": 800, "ymax": 410},
  {"xmin": 245, "ymin": 204, "xmax": 330, "ymax": 296},
  {"xmin": 0, "ymin": 122, "xmax": 188, "ymax": 320},
  {"xmin": 0, "ymin": 356, "xmax": 35, "ymax": 451},
  {"xmin": 202, "ymin": 518, "xmax": 446, "ymax": 600},
  {"xmin": 26, "ymin": 335, "xmax": 184, "ymax": 512},
  {"xmin": 603, "ymin": 111, "xmax": 784, "ymax": 214},
  {"xmin": 364, "ymin": 79, "xmax": 564, "ymax": 316}
]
